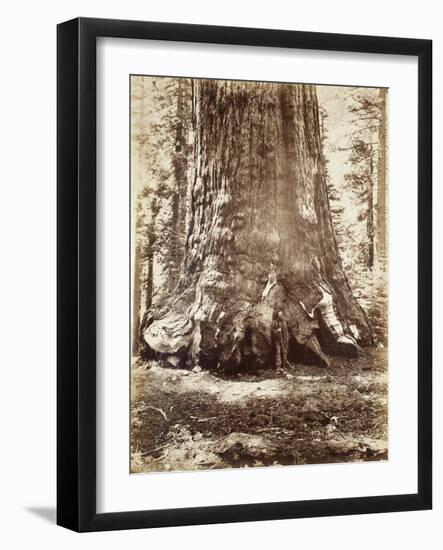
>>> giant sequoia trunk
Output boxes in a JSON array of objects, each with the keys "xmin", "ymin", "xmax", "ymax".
[{"xmin": 144, "ymin": 80, "xmax": 373, "ymax": 370}]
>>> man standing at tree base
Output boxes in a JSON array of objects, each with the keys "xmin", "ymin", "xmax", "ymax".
[{"xmin": 271, "ymin": 310, "xmax": 289, "ymax": 370}]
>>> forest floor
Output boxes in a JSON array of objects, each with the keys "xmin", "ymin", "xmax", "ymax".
[{"xmin": 130, "ymin": 348, "xmax": 388, "ymax": 473}]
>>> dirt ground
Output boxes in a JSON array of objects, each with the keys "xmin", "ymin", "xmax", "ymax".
[{"xmin": 130, "ymin": 348, "xmax": 388, "ymax": 473}]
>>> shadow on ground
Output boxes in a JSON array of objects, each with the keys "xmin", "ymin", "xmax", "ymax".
[{"xmin": 26, "ymin": 507, "xmax": 56, "ymax": 524}]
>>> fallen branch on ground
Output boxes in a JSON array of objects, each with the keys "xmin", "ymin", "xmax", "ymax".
[{"xmin": 146, "ymin": 405, "xmax": 168, "ymax": 421}]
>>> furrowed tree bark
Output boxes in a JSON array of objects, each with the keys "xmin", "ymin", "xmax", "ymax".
[{"xmin": 144, "ymin": 80, "xmax": 373, "ymax": 370}]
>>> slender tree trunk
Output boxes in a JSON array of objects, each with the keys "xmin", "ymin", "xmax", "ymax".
[
  {"xmin": 143, "ymin": 80, "xmax": 373, "ymax": 370},
  {"xmin": 131, "ymin": 78, "xmax": 143, "ymax": 356},
  {"xmin": 132, "ymin": 243, "xmax": 142, "ymax": 355},
  {"xmin": 377, "ymin": 88, "xmax": 388, "ymax": 269},
  {"xmin": 367, "ymin": 145, "xmax": 375, "ymax": 269},
  {"xmin": 145, "ymin": 200, "xmax": 159, "ymax": 310},
  {"xmin": 145, "ymin": 236, "xmax": 154, "ymax": 311},
  {"xmin": 169, "ymin": 79, "xmax": 189, "ymax": 290}
]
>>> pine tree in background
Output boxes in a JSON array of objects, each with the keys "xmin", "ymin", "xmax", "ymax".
[
  {"xmin": 148, "ymin": 78, "xmax": 193, "ymax": 295},
  {"xmin": 131, "ymin": 77, "xmax": 193, "ymax": 356},
  {"xmin": 325, "ymin": 88, "xmax": 388, "ymax": 344},
  {"xmin": 344, "ymin": 90, "xmax": 381, "ymax": 269}
]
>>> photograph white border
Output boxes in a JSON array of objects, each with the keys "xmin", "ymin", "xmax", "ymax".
[{"xmin": 96, "ymin": 37, "xmax": 418, "ymax": 514}]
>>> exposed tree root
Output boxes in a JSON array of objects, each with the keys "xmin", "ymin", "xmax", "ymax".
[{"xmin": 143, "ymin": 279, "xmax": 368, "ymax": 371}]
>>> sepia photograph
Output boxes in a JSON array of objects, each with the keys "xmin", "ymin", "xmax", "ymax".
[{"xmin": 130, "ymin": 76, "xmax": 388, "ymax": 474}]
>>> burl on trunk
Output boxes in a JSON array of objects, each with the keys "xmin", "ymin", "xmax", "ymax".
[{"xmin": 143, "ymin": 80, "xmax": 373, "ymax": 370}]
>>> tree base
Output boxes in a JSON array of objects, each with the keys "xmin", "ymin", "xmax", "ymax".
[{"xmin": 143, "ymin": 281, "xmax": 370, "ymax": 371}]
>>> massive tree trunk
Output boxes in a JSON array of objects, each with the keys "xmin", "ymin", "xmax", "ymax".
[{"xmin": 144, "ymin": 80, "xmax": 373, "ymax": 370}]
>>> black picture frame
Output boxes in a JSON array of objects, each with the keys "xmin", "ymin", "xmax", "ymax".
[{"xmin": 57, "ymin": 17, "xmax": 432, "ymax": 532}]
